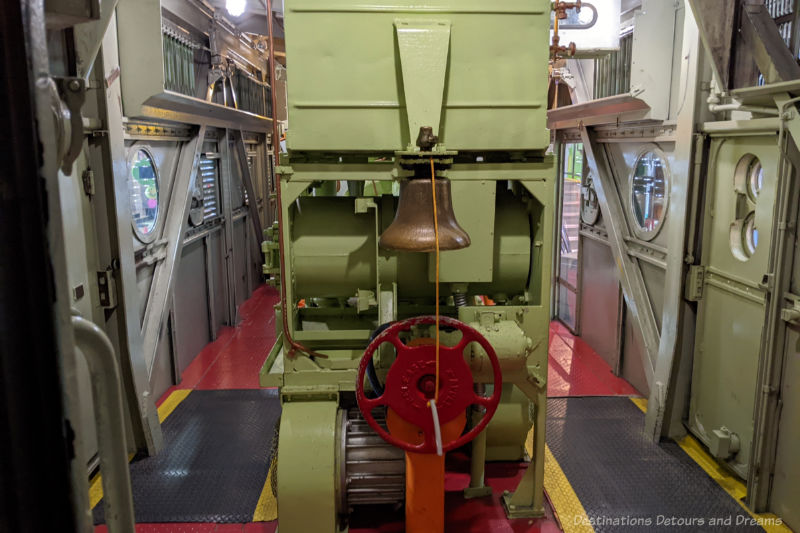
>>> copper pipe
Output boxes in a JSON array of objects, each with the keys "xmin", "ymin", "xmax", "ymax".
[{"xmin": 266, "ymin": 0, "xmax": 327, "ymax": 360}]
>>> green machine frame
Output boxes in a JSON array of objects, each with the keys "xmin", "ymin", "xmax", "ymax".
[{"xmin": 261, "ymin": 1, "xmax": 556, "ymax": 531}]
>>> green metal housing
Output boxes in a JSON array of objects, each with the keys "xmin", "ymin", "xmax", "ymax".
[
  {"xmin": 284, "ymin": 0, "xmax": 552, "ymax": 153},
  {"xmin": 264, "ymin": 1, "xmax": 555, "ymax": 531}
]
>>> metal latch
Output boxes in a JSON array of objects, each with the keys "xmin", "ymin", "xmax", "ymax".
[
  {"xmin": 685, "ymin": 265, "xmax": 705, "ymax": 302},
  {"xmin": 781, "ymin": 297, "xmax": 800, "ymax": 325},
  {"xmin": 97, "ymin": 269, "xmax": 117, "ymax": 309}
]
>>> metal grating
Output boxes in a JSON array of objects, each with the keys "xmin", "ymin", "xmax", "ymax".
[
  {"xmin": 162, "ymin": 32, "xmax": 196, "ymax": 97},
  {"xmin": 93, "ymin": 389, "xmax": 281, "ymax": 524},
  {"xmin": 593, "ymin": 32, "xmax": 634, "ymax": 100},
  {"xmin": 199, "ymin": 157, "xmax": 220, "ymax": 220},
  {"xmin": 546, "ymin": 397, "xmax": 763, "ymax": 533},
  {"xmin": 233, "ymin": 69, "xmax": 270, "ymax": 117}
]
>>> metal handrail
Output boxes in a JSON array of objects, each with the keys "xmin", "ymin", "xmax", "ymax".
[{"xmin": 71, "ymin": 311, "xmax": 135, "ymax": 533}]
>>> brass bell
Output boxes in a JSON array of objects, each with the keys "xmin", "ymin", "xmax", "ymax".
[{"xmin": 379, "ymin": 177, "xmax": 471, "ymax": 252}]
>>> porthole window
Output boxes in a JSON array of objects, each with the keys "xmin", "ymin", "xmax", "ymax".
[
  {"xmin": 629, "ymin": 149, "xmax": 669, "ymax": 240},
  {"xmin": 730, "ymin": 212, "xmax": 759, "ymax": 261},
  {"xmin": 129, "ymin": 149, "xmax": 159, "ymax": 242},
  {"xmin": 748, "ymin": 160, "xmax": 764, "ymax": 200},
  {"xmin": 735, "ymin": 154, "xmax": 764, "ymax": 202},
  {"xmin": 744, "ymin": 212, "xmax": 759, "ymax": 257}
]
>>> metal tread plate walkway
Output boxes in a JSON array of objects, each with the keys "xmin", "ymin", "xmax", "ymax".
[
  {"xmin": 94, "ymin": 389, "xmax": 280, "ymax": 524},
  {"xmin": 547, "ymin": 397, "xmax": 763, "ymax": 532}
]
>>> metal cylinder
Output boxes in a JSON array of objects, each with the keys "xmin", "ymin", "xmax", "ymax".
[
  {"xmin": 291, "ymin": 193, "xmax": 531, "ymax": 300},
  {"xmin": 292, "ymin": 197, "xmax": 377, "ymax": 299},
  {"xmin": 337, "ymin": 408, "xmax": 405, "ymax": 513}
]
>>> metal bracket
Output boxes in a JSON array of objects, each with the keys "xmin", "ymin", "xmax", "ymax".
[
  {"xmin": 97, "ymin": 269, "xmax": 117, "ymax": 309},
  {"xmin": 685, "ymin": 265, "xmax": 705, "ymax": 302},
  {"xmin": 53, "ymin": 77, "xmax": 87, "ymax": 175}
]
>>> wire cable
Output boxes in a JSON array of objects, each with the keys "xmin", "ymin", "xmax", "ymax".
[
  {"xmin": 429, "ymin": 399, "xmax": 443, "ymax": 456},
  {"xmin": 430, "ymin": 158, "xmax": 440, "ymax": 403}
]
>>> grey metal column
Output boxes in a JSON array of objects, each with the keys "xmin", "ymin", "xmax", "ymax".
[
  {"xmin": 748, "ymin": 94, "xmax": 800, "ymax": 511},
  {"xmin": 143, "ymin": 124, "xmax": 207, "ymax": 378},
  {"xmin": 232, "ymin": 129, "xmax": 265, "ymax": 253},
  {"xmin": 220, "ymin": 130, "xmax": 238, "ymax": 324},
  {"xmin": 580, "ymin": 126, "xmax": 660, "ymax": 390},
  {"xmin": 73, "ymin": 0, "xmax": 121, "ymax": 81},
  {"xmin": 90, "ymin": 11, "xmax": 164, "ymax": 454},
  {"xmin": 204, "ymin": 234, "xmax": 218, "ymax": 341},
  {"xmin": 645, "ymin": 14, "xmax": 705, "ymax": 440}
]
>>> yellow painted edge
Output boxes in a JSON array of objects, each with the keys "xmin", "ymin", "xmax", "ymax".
[
  {"xmin": 253, "ymin": 456, "xmax": 278, "ymax": 521},
  {"xmin": 90, "ymin": 389, "xmax": 192, "ymax": 509},
  {"xmin": 157, "ymin": 388, "xmax": 192, "ymax": 423},
  {"xmin": 629, "ymin": 396, "xmax": 648, "ymax": 413},
  {"xmin": 526, "ymin": 428, "xmax": 594, "ymax": 533},
  {"xmin": 88, "ymin": 453, "xmax": 135, "ymax": 509},
  {"xmin": 628, "ymin": 397, "xmax": 792, "ymax": 533},
  {"xmin": 544, "ymin": 445, "xmax": 595, "ymax": 533}
]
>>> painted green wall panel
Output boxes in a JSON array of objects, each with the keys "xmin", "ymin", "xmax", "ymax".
[{"xmin": 688, "ymin": 285, "xmax": 762, "ymax": 477}]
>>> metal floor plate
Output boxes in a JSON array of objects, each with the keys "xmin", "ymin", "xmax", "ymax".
[
  {"xmin": 547, "ymin": 397, "xmax": 763, "ymax": 532},
  {"xmin": 94, "ymin": 389, "xmax": 280, "ymax": 524}
]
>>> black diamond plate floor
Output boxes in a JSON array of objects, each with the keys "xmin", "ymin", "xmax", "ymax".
[
  {"xmin": 94, "ymin": 389, "xmax": 280, "ymax": 524},
  {"xmin": 547, "ymin": 397, "xmax": 764, "ymax": 532}
]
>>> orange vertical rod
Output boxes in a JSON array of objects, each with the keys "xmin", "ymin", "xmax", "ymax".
[{"xmin": 405, "ymin": 452, "xmax": 445, "ymax": 533}]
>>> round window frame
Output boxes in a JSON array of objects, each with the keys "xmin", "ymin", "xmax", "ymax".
[
  {"xmin": 743, "ymin": 211, "xmax": 758, "ymax": 258},
  {"xmin": 628, "ymin": 146, "xmax": 670, "ymax": 242},
  {"xmin": 128, "ymin": 146, "xmax": 161, "ymax": 244}
]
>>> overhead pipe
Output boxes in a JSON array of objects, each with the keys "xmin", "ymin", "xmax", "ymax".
[
  {"xmin": 71, "ymin": 311, "xmax": 135, "ymax": 533},
  {"xmin": 707, "ymin": 79, "xmax": 779, "ymax": 116},
  {"xmin": 266, "ymin": 0, "xmax": 328, "ymax": 360}
]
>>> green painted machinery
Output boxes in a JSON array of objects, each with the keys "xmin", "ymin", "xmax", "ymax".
[{"xmin": 261, "ymin": 1, "xmax": 555, "ymax": 531}]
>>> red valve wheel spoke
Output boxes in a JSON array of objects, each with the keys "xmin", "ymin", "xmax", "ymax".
[
  {"xmin": 356, "ymin": 316, "xmax": 502, "ymax": 454},
  {"xmin": 359, "ymin": 395, "xmax": 387, "ymax": 410},
  {"xmin": 472, "ymin": 395, "xmax": 494, "ymax": 408}
]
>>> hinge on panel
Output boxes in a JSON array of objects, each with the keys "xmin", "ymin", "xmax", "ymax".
[
  {"xmin": 97, "ymin": 269, "xmax": 117, "ymax": 309},
  {"xmin": 685, "ymin": 265, "xmax": 705, "ymax": 301}
]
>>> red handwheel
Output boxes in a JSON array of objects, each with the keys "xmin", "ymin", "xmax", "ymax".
[{"xmin": 356, "ymin": 316, "xmax": 503, "ymax": 454}]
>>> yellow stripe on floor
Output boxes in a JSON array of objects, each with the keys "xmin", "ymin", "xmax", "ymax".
[
  {"xmin": 629, "ymin": 397, "xmax": 792, "ymax": 533},
  {"xmin": 157, "ymin": 389, "xmax": 192, "ymax": 423},
  {"xmin": 629, "ymin": 396, "xmax": 648, "ymax": 413},
  {"xmin": 526, "ymin": 428, "xmax": 594, "ymax": 533},
  {"xmin": 253, "ymin": 456, "xmax": 278, "ymax": 521},
  {"xmin": 89, "ymin": 389, "xmax": 191, "ymax": 509}
]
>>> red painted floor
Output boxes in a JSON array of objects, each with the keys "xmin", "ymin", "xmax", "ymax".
[
  {"xmin": 156, "ymin": 285, "xmax": 280, "ymax": 405},
  {"xmin": 547, "ymin": 321, "xmax": 642, "ymax": 397},
  {"xmin": 127, "ymin": 286, "xmax": 639, "ymax": 533}
]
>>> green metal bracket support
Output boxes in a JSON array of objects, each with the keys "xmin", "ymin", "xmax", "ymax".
[
  {"xmin": 395, "ymin": 19, "xmax": 451, "ymax": 146},
  {"xmin": 259, "ymin": 332, "xmax": 284, "ymax": 387}
]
